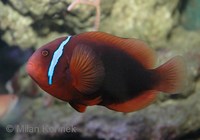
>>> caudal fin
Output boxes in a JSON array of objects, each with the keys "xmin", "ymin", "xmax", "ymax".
[{"xmin": 153, "ymin": 56, "xmax": 186, "ymax": 93}]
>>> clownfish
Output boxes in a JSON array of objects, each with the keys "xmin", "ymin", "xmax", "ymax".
[{"xmin": 26, "ymin": 32, "xmax": 185, "ymax": 113}]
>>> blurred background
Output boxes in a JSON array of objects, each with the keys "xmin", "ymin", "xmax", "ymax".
[{"xmin": 0, "ymin": 0, "xmax": 200, "ymax": 140}]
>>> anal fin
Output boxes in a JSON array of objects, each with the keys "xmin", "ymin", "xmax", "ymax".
[{"xmin": 106, "ymin": 90, "xmax": 157, "ymax": 113}]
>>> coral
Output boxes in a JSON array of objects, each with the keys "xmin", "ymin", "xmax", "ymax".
[{"xmin": 67, "ymin": 0, "xmax": 101, "ymax": 31}]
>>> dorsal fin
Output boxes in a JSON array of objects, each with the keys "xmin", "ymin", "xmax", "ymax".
[
  {"xmin": 70, "ymin": 44, "xmax": 105, "ymax": 94},
  {"xmin": 79, "ymin": 32, "xmax": 156, "ymax": 69},
  {"xmin": 123, "ymin": 38, "xmax": 156, "ymax": 69}
]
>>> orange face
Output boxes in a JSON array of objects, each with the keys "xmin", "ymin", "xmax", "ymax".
[
  {"xmin": 27, "ymin": 38, "xmax": 64, "ymax": 86},
  {"xmin": 26, "ymin": 37, "xmax": 74, "ymax": 101}
]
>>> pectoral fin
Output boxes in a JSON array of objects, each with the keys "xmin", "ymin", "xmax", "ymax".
[{"xmin": 70, "ymin": 44, "xmax": 105, "ymax": 94}]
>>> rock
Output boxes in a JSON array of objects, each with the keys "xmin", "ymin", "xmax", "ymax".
[
  {"xmin": 100, "ymin": 0, "xmax": 180, "ymax": 43},
  {"xmin": 0, "ymin": 2, "xmax": 36, "ymax": 48},
  {"xmin": 0, "ymin": 0, "xmax": 100, "ymax": 48},
  {"xmin": 10, "ymin": 76, "xmax": 200, "ymax": 140},
  {"xmin": 0, "ymin": 0, "xmax": 180, "ymax": 48},
  {"xmin": 181, "ymin": 0, "xmax": 200, "ymax": 30}
]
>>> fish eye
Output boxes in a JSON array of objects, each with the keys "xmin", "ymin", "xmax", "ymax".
[{"xmin": 41, "ymin": 49, "xmax": 49, "ymax": 57}]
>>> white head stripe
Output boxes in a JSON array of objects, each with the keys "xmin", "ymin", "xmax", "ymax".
[{"xmin": 48, "ymin": 36, "xmax": 72, "ymax": 85}]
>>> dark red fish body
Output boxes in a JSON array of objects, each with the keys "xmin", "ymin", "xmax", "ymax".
[
  {"xmin": 71, "ymin": 34, "xmax": 152, "ymax": 103},
  {"xmin": 26, "ymin": 32, "xmax": 185, "ymax": 112}
]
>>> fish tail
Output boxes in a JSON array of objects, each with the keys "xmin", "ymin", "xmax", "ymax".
[{"xmin": 152, "ymin": 56, "xmax": 186, "ymax": 93}]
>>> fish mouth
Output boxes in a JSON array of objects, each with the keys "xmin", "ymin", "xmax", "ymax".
[
  {"xmin": 26, "ymin": 62, "xmax": 54, "ymax": 87},
  {"xmin": 26, "ymin": 61, "xmax": 61, "ymax": 87},
  {"xmin": 26, "ymin": 62, "xmax": 34, "ymax": 75},
  {"xmin": 26, "ymin": 62, "xmax": 46, "ymax": 86},
  {"xmin": 26, "ymin": 62, "xmax": 41, "ymax": 82}
]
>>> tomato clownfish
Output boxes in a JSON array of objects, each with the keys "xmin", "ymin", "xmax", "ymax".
[{"xmin": 26, "ymin": 32, "xmax": 186, "ymax": 113}]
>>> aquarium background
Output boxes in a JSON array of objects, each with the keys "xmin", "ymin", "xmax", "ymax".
[{"xmin": 0, "ymin": 0, "xmax": 200, "ymax": 140}]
